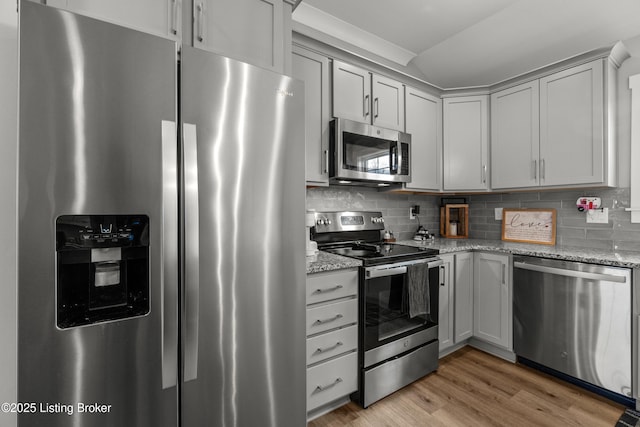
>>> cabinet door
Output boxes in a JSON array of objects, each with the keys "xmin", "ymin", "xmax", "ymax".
[
  {"xmin": 193, "ymin": 0, "xmax": 285, "ymax": 73},
  {"xmin": 454, "ymin": 252, "xmax": 473, "ymax": 342},
  {"xmin": 473, "ymin": 252, "xmax": 511, "ymax": 349},
  {"xmin": 491, "ymin": 81, "xmax": 540, "ymax": 189},
  {"xmin": 539, "ymin": 60, "xmax": 604, "ymax": 186},
  {"xmin": 404, "ymin": 87, "xmax": 442, "ymax": 191},
  {"xmin": 438, "ymin": 254, "xmax": 454, "ymax": 352},
  {"xmin": 292, "ymin": 47, "xmax": 330, "ymax": 186},
  {"xmin": 443, "ymin": 96, "xmax": 489, "ymax": 191},
  {"xmin": 332, "ymin": 60, "xmax": 371, "ymax": 124},
  {"xmin": 46, "ymin": 0, "xmax": 179, "ymax": 39},
  {"xmin": 372, "ymin": 74, "xmax": 404, "ymax": 131}
]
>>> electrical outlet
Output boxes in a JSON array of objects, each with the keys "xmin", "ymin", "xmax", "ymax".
[
  {"xmin": 409, "ymin": 205, "xmax": 419, "ymax": 220},
  {"xmin": 586, "ymin": 208, "xmax": 608, "ymax": 223},
  {"xmin": 495, "ymin": 207, "xmax": 503, "ymax": 221}
]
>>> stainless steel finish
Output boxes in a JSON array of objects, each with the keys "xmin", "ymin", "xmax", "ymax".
[
  {"xmin": 363, "ymin": 341, "xmax": 438, "ymax": 408},
  {"xmin": 170, "ymin": 0, "xmax": 179, "ymax": 35},
  {"xmin": 324, "ymin": 149, "xmax": 329, "ymax": 174},
  {"xmin": 180, "ymin": 47, "xmax": 306, "ymax": 427},
  {"xmin": 316, "ymin": 342, "xmax": 344, "ymax": 354},
  {"xmin": 331, "ymin": 118, "xmax": 412, "ymax": 184},
  {"xmin": 365, "ymin": 258, "xmax": 443, "ymax": 279},
  {"xmin": 514, "ymin": 260, "xmax": 628, "ymax": 283},
  {"xmin": 19, "ymin": 3, "xmax": 178, "ymax": 425},
  {"xmin": 314, "ymin": 314, "xmax": 344, "ymax": 325},
  {"xmin": 315, "ymin": 378, "xmax": 343, "ymax": 391},
  {"xmin": 161, "ymin": 120, "xmax": 179, "ymax": 390},
  {"xmin": 364, "ymin": 326, "xmax": 438, "ymax": 368},
  {"xmin": 313, "ymin": 211, "xmax": 385, "ymax": 233},
  {"xmin": 315, "ymin": 284, "xmax": 343, "ymax": 294},
  {"xmin": 513, "ymin": 256, "xmax": 632, "ymax": 397},
  {"xmin": 182, "ymin": 123, "xmax": 200, "ymax": 383},
  {"xmin": 364, "ymin": 94, "xmax": 370, "ymax": 117},
  {"xmin": 195, "ymin": 2, "xmax": 204, "ymax": 42}
]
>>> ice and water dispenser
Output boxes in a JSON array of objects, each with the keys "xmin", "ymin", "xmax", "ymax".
[{"xmin": 56, "ymin": 215, "xmax": 150, "ymax": 329}]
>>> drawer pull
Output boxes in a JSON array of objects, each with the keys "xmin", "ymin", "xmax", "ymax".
[
  {"xmin": 313, "ymin": 314, "xmax": 343, "ymax": 325},
  {"xmin": 315, "ymin": 341, "xmax": 343, "ymax": 354},
  {"xmin": 314, "ymin": 285, "xmax": 343, "ymax": 294},
  {"xmin": 315, "ymin": 377, "xmax": 343, "ymax": 392}
]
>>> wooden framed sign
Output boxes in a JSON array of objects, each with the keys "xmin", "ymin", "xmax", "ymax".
[{"xmin": 501, "ymin": 208, "xmax": 557, "ymax": 245}]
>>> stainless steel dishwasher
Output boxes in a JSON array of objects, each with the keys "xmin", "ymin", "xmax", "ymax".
[{"xmin": 513, "ymin": 256, "xmax": 632, "ymax": 399}]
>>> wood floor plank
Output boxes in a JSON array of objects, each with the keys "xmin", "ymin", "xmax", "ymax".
[{"xmin": 307, "ymin": 347, "xmax": 626, "ymax": 426}]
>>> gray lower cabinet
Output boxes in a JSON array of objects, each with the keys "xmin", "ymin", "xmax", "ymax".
[
  {"xmin": 306, "ymin": 268, "xmax": 358, "ymax": 418},
  {"xmin": 473, "ymin": 252, "xmax": 512, "ymax": 350},
  {"xmin": 438, "ymin": 252, "xmax": 473, "ymax": 355}
]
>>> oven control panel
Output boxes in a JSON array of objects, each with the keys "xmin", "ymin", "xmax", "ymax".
[{"xmin": 313, "ymin": 211, "xmax": 386, "ymax": 233}]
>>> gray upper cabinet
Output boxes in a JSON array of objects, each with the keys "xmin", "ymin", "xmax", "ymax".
[
  {"xmin": 332, "ymin": 60, "xmax": 405, "ymax": 131},
  {"xmin": 404, "ymin": 87, "xmax": 442, "ymax": 191},
  {"xmin": 443, "ymin": 95, "xmax": 489, "ymax": 191},
  {"xmin": 292, "ymin": 46, "xmax": 331, "ymax": 186},
  {"xmin": 491, "ymin": 81, "xmax": 540, "ymax": 189},
  {"xmin": 371, "ymin": 74, "xmax": 405, "ymax": 131},
  {"xmin": 45, "ymin": 0, "xmax": 181, "ymax": 39},
  {"xmin": 539, "ymin": 60, "xmax": 605, "ymax": 187},
  {"xmin": 193, "ymin": 0, "xmax": 287, "ymax": 73},
  {"xmin": 491, "ymin": 58, "xmax": 619, "ymax": 190}
]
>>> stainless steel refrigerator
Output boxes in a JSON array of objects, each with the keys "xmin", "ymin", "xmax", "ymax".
[{"xmin": 18, "ymin": 2, "xmax": 306, "ymax": 426}]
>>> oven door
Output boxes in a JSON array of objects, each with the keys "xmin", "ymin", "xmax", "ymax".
[{"xmin": 361, "ymin": 258, "xmax": 441, "ymax": 368}]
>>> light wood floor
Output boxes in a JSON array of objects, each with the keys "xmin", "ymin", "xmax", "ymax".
[{"xmin": 308, "ymin": 347, "xmax": 626, "ymax": 427}]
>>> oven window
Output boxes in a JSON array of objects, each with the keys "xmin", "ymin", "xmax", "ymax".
[
  {"xmin": 364, "ymin": 268, "xmax": 438, "ymax": 350},
  {"xmin": 342, "ymin": 132, "xmax": 394, "ymax": 174}
]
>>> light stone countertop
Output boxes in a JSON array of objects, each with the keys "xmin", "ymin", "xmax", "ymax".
[
  {"xmin": 305, "ymin": 238, "xmax": 640, "ymax": 274},
  {"xmin": 306, "ymin": 250, "xmax": 362, "ymax": 274},
  {"xmin": 396, "ymin": 238, "xmax": 640, "ymax": 269}
]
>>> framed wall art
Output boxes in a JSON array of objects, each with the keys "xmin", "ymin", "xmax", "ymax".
[{"xmin": 501, "ymin": 208, "xmax": 556, "ymax": 245}]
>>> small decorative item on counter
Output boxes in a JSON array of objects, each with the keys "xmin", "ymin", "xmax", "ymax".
[
  {"xmin": 440, "ymin": 203, "xmax": 469, "ymax": 238},
  {"xmin": 383, "ymin": 230, "xmax": 396, "ymax": 243}
]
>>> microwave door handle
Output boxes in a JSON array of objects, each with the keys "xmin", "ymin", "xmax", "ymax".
[{"xmin": 390, "ymin": 142, "xmax": 398, "ymax": 174}]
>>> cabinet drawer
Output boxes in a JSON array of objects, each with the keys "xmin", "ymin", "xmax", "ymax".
[
  {"xmin": 306, "ymin": 299, "xmax": 357, "ymax": 336},
  {"xmin": 307, "ymin": 269, "xmax": 358, "ymax": 305},
  {"xmin": 306, "ymin": 325, "xmax": 357, "ymax": 366},
  {"xmin": 307, "ymin": 352, "xmax": 358, "ymax": 412}
]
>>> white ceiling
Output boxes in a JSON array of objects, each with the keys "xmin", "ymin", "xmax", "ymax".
[{"xmin": 293, "ymin": 0, "xmax": 640, "ymax": 88}]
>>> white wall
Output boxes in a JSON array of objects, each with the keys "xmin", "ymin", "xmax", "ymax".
[
  {"xmin": 617, "ymin": 35, "xmax": 640, "ymax": 188},
  {"xmin": 0, "ymin": 1, "xmax": 18, "ymax": 426}
]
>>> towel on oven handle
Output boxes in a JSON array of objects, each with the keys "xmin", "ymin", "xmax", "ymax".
[{"xmin": 407, "ymin": 262, "xmax": 430, "ymax": 318}]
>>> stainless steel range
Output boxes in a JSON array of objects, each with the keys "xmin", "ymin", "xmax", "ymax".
[{"xmin": 312, "ymin": 211, "xmax": 442, "ymax": 407}]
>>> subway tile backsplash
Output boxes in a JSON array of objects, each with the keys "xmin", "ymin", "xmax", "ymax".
[
  {"xmin": 306, "ymin": 187, "xmax": 440, "ymax": 241},
  {"xmin": 307, "ymin": 186, "xmax": 640, "ymax": 251}
]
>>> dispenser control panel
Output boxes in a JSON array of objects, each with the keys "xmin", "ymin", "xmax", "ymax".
[{"xmin": 57, "ymin": 215, "xmax": 148, "ymax": 250}]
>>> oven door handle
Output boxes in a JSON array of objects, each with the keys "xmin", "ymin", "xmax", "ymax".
[
  {"xmin": 366, "ymin": 266, "xmax": 407, "ymax": 279},
  {"xmin": 365, "ymin": 258, "xmax": 443, "ymax": 279}
]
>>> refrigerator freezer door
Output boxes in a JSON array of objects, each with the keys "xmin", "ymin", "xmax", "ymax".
[
  {"xmin": 18, "ymin": 2, "xmax": 178, "ymax": 426},
  {"xmin": 180, "ymin": 47, "xmax": 307, "ymax": 427}
]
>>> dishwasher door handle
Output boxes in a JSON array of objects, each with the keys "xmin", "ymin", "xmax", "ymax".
[{"xmin": 514, "ymin": 261, "xmax": 627, "ymax": 283}]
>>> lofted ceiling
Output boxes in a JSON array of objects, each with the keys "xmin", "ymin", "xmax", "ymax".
[{"xmin": 293, "ymin": 0, "xmax": 640, "ymax": 88}]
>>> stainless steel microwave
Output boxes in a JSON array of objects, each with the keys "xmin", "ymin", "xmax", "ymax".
[{"xmin": 329, "ymin": 118, "xmax": 411, "ymax": 185}]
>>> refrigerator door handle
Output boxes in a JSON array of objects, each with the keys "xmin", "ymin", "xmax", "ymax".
[
  {"xmin": 161, "ymin": 120, "xmax": 179, "ymax": 389},
  {"xmin": 183, "ymin": 123, "xmax": 200, "ymax": 382}
]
